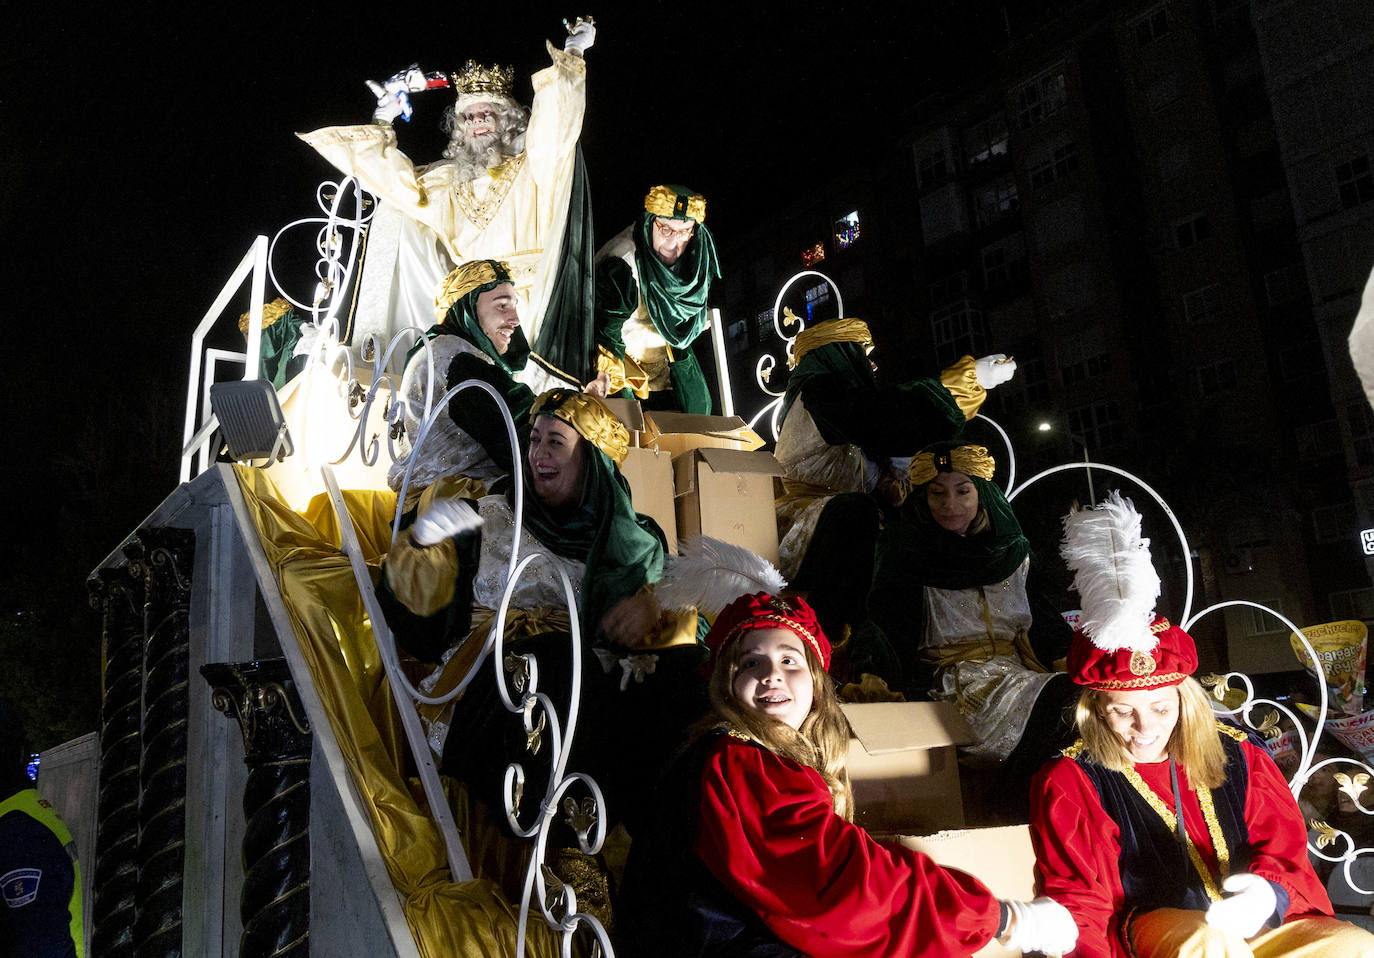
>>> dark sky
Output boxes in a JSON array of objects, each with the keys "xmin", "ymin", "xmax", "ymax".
[{"xmin": 5, "ymin": 1, "xmax": 1007, "ymax": 573}]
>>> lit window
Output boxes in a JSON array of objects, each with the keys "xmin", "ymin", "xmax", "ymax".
[
  {"xmin": 1028, "ymin": 143, "xmax": 1079, "ymax": 190},
  {"xmin": 1182, "ymin": 284, "xmax": 1224, "ymax": 323},
  {"xmin": 1173, "ymin": 214, "xmax": 1212, "ymax": 248},
  {"xmin": 1134, "ymin": 5, "xmax": 1171, "ymax": 44},
  {"xmin": 754, "ymin": 309, "xmax": 772, "ymax": 339},
  {"xmin": 804, "ymin": 282, "xmax": 831, "ymax": 322},
  {"xmin": 1336, "ymin": 154, "xmax": 1374, "ymax": 209},
  {"xmin": 964, "ymin": 114, "xmax": 1009, "ymax": 166},
  {"xmin": 1014, "ymin": 65, "xmax": 1068, "ymax": 130},
  {"xmin": 801, "ymin": 243, "xmax": 826, "ymax": 267},
  {"xmin": 834, "ymin": 211, "xmax": 861, "ymax": 250}
]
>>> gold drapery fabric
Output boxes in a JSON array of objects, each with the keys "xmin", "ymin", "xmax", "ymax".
[{"xmin": 232, "ymin": 466, "xmax": 565, "ymax": 957}]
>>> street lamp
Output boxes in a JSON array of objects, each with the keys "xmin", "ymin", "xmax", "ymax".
[{"xmin": 1036, "ymin": 420, "xmax": 1095, "ymax": 503}]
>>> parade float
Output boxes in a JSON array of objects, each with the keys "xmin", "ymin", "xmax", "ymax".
[{"xmin": 51, "ymin": 155, "xmax": 1374, "ymax": 956}]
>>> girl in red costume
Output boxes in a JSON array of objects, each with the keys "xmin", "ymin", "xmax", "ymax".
[
  {"xmin": 1031, "ymin": 492, "xmax": 1374, "ymax": 957},
  {"xmin": 618, "ymin": 591, "xmax": 1077, "ymax": 958}
]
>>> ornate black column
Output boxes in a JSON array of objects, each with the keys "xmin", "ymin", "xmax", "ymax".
[
  {"xmin": 203, "ymin": 658, "xmax": 312, "ymax": 958},
  {"xmin": 88, "ymin": 564, "xmax": 146, "ymax": 958},
  {"xmin": 132, "ymin": 527, "xmax": 195, "ymax": 958}
]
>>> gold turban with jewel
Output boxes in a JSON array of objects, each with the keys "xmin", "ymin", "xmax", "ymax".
[
  {"xmin": 909, "ymin": 444, "xmax": 996, "ymax": 486},
  {"xmin": 433, "ymin": 259, "xmax": 512, "ymax": 320},
  {"xmin": 529, "ymin": 389, "xmax": 630, "ymax": 467}
]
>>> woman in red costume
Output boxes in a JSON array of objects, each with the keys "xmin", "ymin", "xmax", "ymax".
[
  {"xmin": 1031, "ymin": 492, "xmax": 1374, "ymax": 957},
  {"xmin": 617, "ymin": 591, "xmax": 1077, "ymax": 958}
]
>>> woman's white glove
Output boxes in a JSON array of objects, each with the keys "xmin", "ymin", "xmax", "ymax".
[
  {"xmin": 1205, "ymin": 873, "xmax": 1277, "ymax": 940},
  {"xmin": 411, "ymin": 498, "xmax": 481, "ymax": 546},
  {"xmin": 998, "ymin": 897, "xmax": 1078, "ymax": 955},
  {"xmin": 974, "ymin": 353, "xmax": 1017, "ymax": 389},
  {"xmin": 563, "ymin": 18, "xmax": 597, "ymax": 56}
]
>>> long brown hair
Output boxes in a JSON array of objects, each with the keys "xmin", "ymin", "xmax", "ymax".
[
  {"xmin": 706, "ymin": 636, "xmax": 856, "ymax": 820},
  {"xmin": 1074, "ymin": 677, "xmax": 1227, "ymax": 789}
]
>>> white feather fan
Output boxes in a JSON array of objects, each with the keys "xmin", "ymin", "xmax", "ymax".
[
  {"xmin": 654, "ymin": 536, "xmax": 787, "ymax": 616},
  {"xmin": 1060, "ymin": 490, "xmax": 1161, "ymax": 652}
]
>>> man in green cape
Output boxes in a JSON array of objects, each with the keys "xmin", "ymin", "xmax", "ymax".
[{"xmin": 593, "ymin": 184, "xmax": 722, "ymax": 413}]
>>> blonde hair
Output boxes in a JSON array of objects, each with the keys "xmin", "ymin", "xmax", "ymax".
[
  {"xmin": 1074, "ymin": 677, "xmax": 1227, "ymax": 788},
  {"xmin": 707, "ymin": 636, "xmax": 855, "ymax": 820}
]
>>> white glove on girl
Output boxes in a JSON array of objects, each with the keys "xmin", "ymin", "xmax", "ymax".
[
  {"xmin": 410, "ymin": 497, "xmax": 481, "ymax": 546},
  {"xmin": 1205, "ymin": 873, "xmax": 1277, "ymax": 940},
  {"xmin": 998, "ymin": 896, "xmax": 1078, "ymax": 955}
]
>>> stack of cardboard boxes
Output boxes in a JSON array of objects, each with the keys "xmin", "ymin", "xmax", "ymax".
[{"xmin": 603, "ymin": 399, "xmax": 783, "ymax": 562}]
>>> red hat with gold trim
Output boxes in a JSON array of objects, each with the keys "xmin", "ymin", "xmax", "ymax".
[
  {"xmin": 1060, "ymin": 491, "xmax": 1197, "ymax": 689},
  {"xmin": 705, "ymin": 592, "xmax": 831, "ymax": 673}
]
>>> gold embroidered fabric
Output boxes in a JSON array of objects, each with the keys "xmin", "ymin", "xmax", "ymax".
[
  {"xmin": 232, "ymin": 467, "xmax": 564, "ymax": 957},
  {"xmin": 1121, "ymin": 763, "xmax": 1230, "ymax": 903},
  {"xmin": 238, "ymin": 297, "xmax": 293, "ymax": 334},
  {"xmin": 789, "ymin": 318, "xmax": 873, "ymax": 368},
  {"xmin": 938, "ymin": 354, "xmax": 987, "ymax": 420},
  {"xmin": 454, "ymin": 154, "xmax": 527, "ymax": 231},
  {"xmin": 909, "ymin": 444, "xmax": 997, "ymax": 485}
]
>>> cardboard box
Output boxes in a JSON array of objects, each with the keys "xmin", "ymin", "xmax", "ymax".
[
  {"xmin": 900, "ymin": 825, "xmax": 1036, "ymax": 958},
  {"xmin": 672, "ymin": 448, "xmax": 782, "ymax": 563},
  {"xmin": 601, "ymin": 397, "xmax": 648, "ymax": 442},
  {"xmin": 843, "ymin": 701, "xmax": 975, "ymax": 836},
  {"xmin": 620, "ymin": 446, "xmax": 677, "ymax": 553},
  {"xmin": 644, "ymin": 410, "xmax": 765, "ymax": 458}
]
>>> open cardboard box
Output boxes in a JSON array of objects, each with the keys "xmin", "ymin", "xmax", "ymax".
[
  {"xmin": 644, "ymin": 410, "xmax": 765, "ymax": 457},
  {"xmin": 672, "ymin": 447, "xmax": 783, "ymax": 563},
  {"xmin": 901, "ymin": 825, "xmax": 1036, "ymax": 958},
  {"xmin": 843, "ymin": 701, "xmax": 975, "ymax": 836}
]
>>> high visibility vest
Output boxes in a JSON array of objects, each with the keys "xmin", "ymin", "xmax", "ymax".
[{"xmin": 0, "ymin": 788, "xmax": 84, "ymax": 958}]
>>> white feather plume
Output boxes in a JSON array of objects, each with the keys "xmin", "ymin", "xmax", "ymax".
[
  {"xmin": 1060, "ymin": 490, "xmax": 1161, "ymax": 652},
  {"xmin": 655, "ymin": 536, "xmax": 787, "ymax": 616}
]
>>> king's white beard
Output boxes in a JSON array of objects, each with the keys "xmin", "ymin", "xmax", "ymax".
[{"xmin": 449, "ymin": 131, "xmax": 515, "ymax": 180}]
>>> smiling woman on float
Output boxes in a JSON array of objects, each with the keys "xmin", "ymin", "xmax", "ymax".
[{"xmin": 1030, "ymin": 493, "xmax": 1374, "ymax": 958}]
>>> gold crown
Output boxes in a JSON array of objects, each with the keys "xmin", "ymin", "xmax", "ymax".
[{"xmin": 452, "ymin": 60, "xmax": 515, "ymax": 100}]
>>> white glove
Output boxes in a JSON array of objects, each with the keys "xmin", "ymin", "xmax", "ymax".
[
  {"xmin": 974, "ymin": 353, "xmax": 1017, "ymax": 389},
  {"xmin": 563, "ymin": 17, "xmax": 597, "ymax": 56},
  {"xmin": 366, "ymin": 65, "xmax": 431, "ymax": 123},
  {"xmin": 1205, "ymin": 873, "xmax": 1277, "ymax": 940},
  {"xmin": 410, "ymin": 497, "xmax": 482, "ymax": 546},
  {"xmin": 999, "ymin": 897, "xmax": 1079, "ymax": 955}
]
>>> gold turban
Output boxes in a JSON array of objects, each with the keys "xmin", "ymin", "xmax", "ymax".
[
  {"xmin": 909, "ymin": 445, "xmax": 997, "ymax": 485},
  {"xmin": 529, "ymin": 390, "xmax": 630, "ymax": 467}
]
